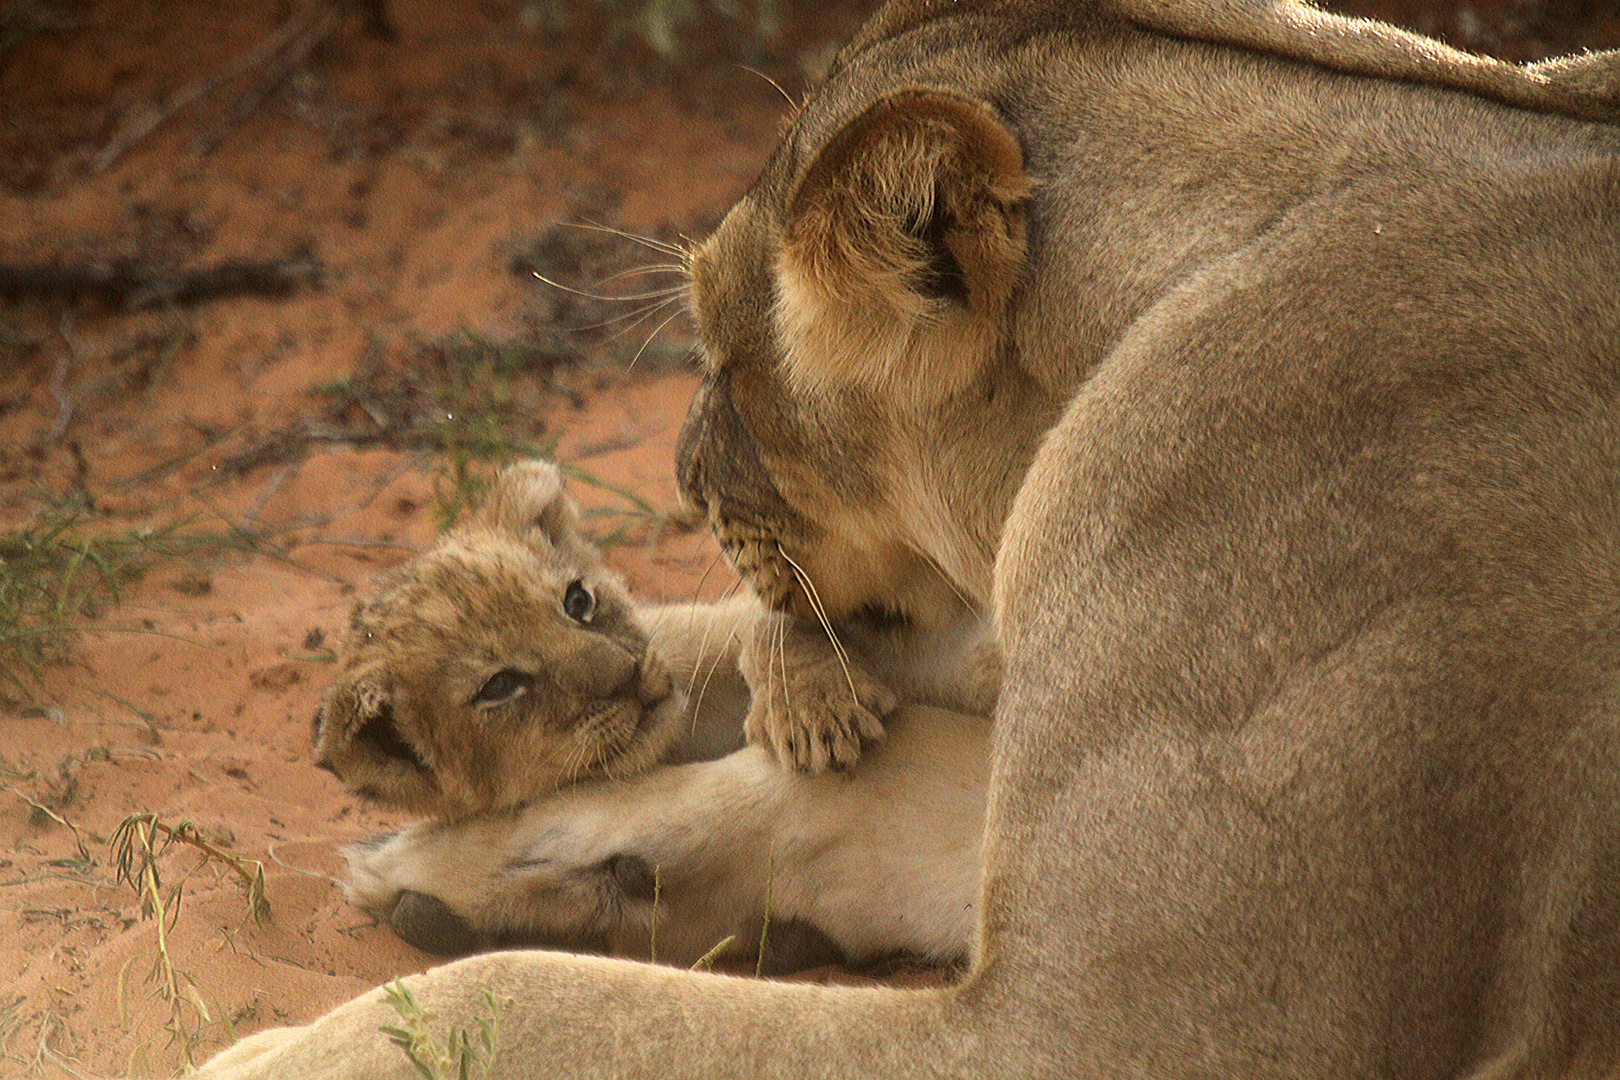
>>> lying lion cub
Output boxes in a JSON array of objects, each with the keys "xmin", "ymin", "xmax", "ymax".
[{"xmin": 315, "ymin": 460, "xmax": 992, "ymax": 970}]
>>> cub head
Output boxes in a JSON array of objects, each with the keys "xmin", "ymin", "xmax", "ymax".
[
  {"xmin": 312, "ymin": 461, "xmax": 683, "ymax": 817},
  {"xmin": 676, "ymin": 51, "xmax": 1055, "ymax": 630}
]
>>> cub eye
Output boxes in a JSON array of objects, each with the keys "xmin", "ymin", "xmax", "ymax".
[
  {"xmin": 562, "ymin": 579, "xmax": 595, "ymax": 624},
  {"xmin": 471, "ymin": 669, "xmax": 533, "ymax": 707}
]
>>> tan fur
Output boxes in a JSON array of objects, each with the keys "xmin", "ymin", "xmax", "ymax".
[
  {"xmin": 322, "ymin": 462, "xmax": 992, "ymax": 967},
  {"xmin": 777, "ymin": 90, "xmax": 1031, "ymax": 399},
  {"xmin": 311, "ymin": 462, "xmax": 722, "ymax": 817},
  {"xmin": 197, "ymin": 1, "xmax": 1620, "ymax": 1077},
  {"xmin": 344, "ymin": 703, "xmax": 987, "ymax": 971}
]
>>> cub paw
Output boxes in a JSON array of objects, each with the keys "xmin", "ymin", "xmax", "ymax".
[
  {"xmin": 740, "ymin": 626, "xmax": 897, "ymax": 773},
  {"xmin": 340, "ymin": 830, "xmax": 407, "ymax": 915}
]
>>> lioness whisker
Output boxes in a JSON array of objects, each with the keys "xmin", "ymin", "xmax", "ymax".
[
  {"xmin": 597, "ymin": 297, "xmax": 680, "ymax": 344},
  {"xmin": 912, "ymin": 545, "xmax": 976, "ymax": 612},
  {"xmin": 777, "ymin": 544, "xmax": 861, "ymax": 707},
  {"xmin": 571, "ymin": 293, "xmax": 687, "ymax": 335},
  {"xmin": 530, "ymin": 272, "xmax": 687, "ymax": 303},
  {"xmin": 767, "ymin": 608, "xmax": 790, "ymax": 761},
  {"xmin": 594, "ymin": 263, "xmax": 688, "ymax": 285},
  {"xmin": 763, "ymin": 598, "xmax": 783, "ymax": 756},
  {"xmin": 627, "ymin": 307, "xmax": 688, "ymax": 373},
  {"xmin": 561, "ymin": 220, "xmax": 689, "ymax": 260},
  {"xmin": 776, "ymin": 606, "xmax": 790, "ymax": 730},
  {"xmin": 736, "ymin": 64, "xmax": 798, "ymax": 110}
]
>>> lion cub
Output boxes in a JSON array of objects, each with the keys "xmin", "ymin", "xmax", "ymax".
[{"xmin": 317, "ymin": 461, "xmax": 992, "ymax": 969}]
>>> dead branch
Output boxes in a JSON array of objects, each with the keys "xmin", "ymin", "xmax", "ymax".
[
  {"xmin": 195, "ymin": 5, "xmax": 344, "ymax": 157},
  {"xmin": 89, "ymin": 1, "xmax": 339, "ymax": 174},
  {"xmin": 214, "ymin": 420, "xmax": 425, "ymax": 477},
  {"xmin": 47, "ymin": 313, "xmax": 81, "ymax": 442},
  {"xmin": 0, "ymin": 251, "xmax": 323, "ymax": 309}
]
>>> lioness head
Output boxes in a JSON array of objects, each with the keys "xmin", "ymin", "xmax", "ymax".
[
  {"xmin": 675, "ymin": 40, "xmax": 1065, "ymax": 630},
  {"xmin": 312, "ymin": 462, "xmax": 683, "ymax": 817},
  {"xmin": 674, "ymin": 2, "xmax": 1620, "ymax": 637}
]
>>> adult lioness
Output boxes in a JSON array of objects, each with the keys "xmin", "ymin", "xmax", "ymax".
[{"xmin": 195, "ymin": 1, "xmax": 1620, "ymax": 1077}]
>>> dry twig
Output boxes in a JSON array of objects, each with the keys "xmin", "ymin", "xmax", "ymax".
[
  {"xmin": 89, "ymin": 1, "xmax": 338, "ymax": 174},
  {"xmin": 109, "ymin": 813, "xmax": 270, "ymax": 1068}
]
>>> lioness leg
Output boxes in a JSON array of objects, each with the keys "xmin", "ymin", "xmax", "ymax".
[{"xmin": 195, "ymin": 953, "xmax": 966, "ymax": 1080}]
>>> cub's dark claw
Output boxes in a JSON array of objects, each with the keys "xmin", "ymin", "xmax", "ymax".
[{"xmin": 389, "ymin": 889, "xmax": 485, "ymax": 956}]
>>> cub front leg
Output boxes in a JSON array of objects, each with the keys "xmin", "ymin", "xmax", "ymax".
[
  {"xmin": 343, "ymin": 760, "xmax": 781, "ymax": 965},
  {"xmin": 342, "ymin": 815, "xmax": 539, "ymax": 957},
  {"xmin": 738, "ymin": 613, "xmax": 898, "ymax": 773}
]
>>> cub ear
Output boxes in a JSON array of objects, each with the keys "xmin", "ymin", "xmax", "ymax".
[
  {"xmin": 476, "ymin": 460, "xmax": 587, "ymax": 556},
  {"xmin": 778, "ymin": 88, "xmax": 1031, "ymax": 397}
]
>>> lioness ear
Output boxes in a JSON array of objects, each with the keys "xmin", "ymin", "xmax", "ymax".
[
  {"xmin": 477, "ymin": 460, "xmax": 585, "ymax": 556},
  {"xmin": 779, "ymin": 89, "xmax": 1030, "ymax": 396}
]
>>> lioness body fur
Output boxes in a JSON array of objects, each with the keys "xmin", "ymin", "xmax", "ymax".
[{"xmin": 197, "ymin": 1, "xmax": 1620, "ymax": 1077}]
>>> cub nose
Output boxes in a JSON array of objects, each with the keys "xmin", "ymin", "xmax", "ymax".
[{"xmin": 554, "ymin": 641, "xmax": 639, "ymax": 700}]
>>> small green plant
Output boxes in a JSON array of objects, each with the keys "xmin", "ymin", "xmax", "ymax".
[
  {"xmin": 109, "ymin": 813, "xmax": 270, "ymax": 1068},
  {"xmin": 381, "ymin": 980, "xmax": 505, "ymax": 1080},
  {"xmin": 0, "ymin": 509, "xmax": 259, "ymax": 701},
  {"xmin": 756, "ymin": 841, "xmax": 775, "ymax": 976},
  {"xmin": 689, "ymin": 934, "xmax": 736, "ymax": 973}
]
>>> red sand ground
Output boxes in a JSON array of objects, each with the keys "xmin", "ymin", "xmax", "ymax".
[
  {"xmin": 0, "ymin": 2, "xmax": 850, "ymax": 1072},
  {"xmin": 0, "ymin": 1, "xmax": 1614, "ymax": 1076}
]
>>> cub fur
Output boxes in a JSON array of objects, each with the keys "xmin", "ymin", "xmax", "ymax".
[
  {"xmin": 311, "ymin": 461, "xmax": 747, "ymax": 817},
  {"xmin": 324, "ymin": 461, "xmax": 991, "ymax": 970},
  {"xmin": 197, "ymin": 2, "xmax": 1620, "ymax": 1077}
]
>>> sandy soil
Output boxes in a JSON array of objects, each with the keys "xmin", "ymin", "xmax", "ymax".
[
  {"xmin": 0, "ymin": 2, "xmax": 876, "ymax": 1073},
  {"xmin": 0, "ymin": 1, "xmax": 1614, "ymax": 1076}
]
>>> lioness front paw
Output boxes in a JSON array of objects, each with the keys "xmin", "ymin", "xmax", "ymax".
[{"xmin": 740, "ymin": 624, "xmax": 897, "ymax": 772}]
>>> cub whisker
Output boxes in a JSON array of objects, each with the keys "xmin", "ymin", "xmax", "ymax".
[
  {"xmin": 680, "ymin": 563, "xmax": 725, "ymax": 705},
  {"xmin": 682, "ymin": 554, "xmax": 728, "ymax": 699},
  {"xmin": 689, "ymin": 577, "xmax": 743, "ymax": 726}
]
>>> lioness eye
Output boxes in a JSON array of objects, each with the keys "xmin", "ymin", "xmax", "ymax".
[
  {"xmin": 562, "ymin": 579, "xmax": 595, "ymax": 623},
  {"xmin": 471, "ymin": 669, "xmax": 533, "ymax": 707}
]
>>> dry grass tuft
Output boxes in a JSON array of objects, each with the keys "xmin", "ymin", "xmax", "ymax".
[{"xmin": 109, "ymin": 813, "xmax": 270, "ymax": 1069}]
